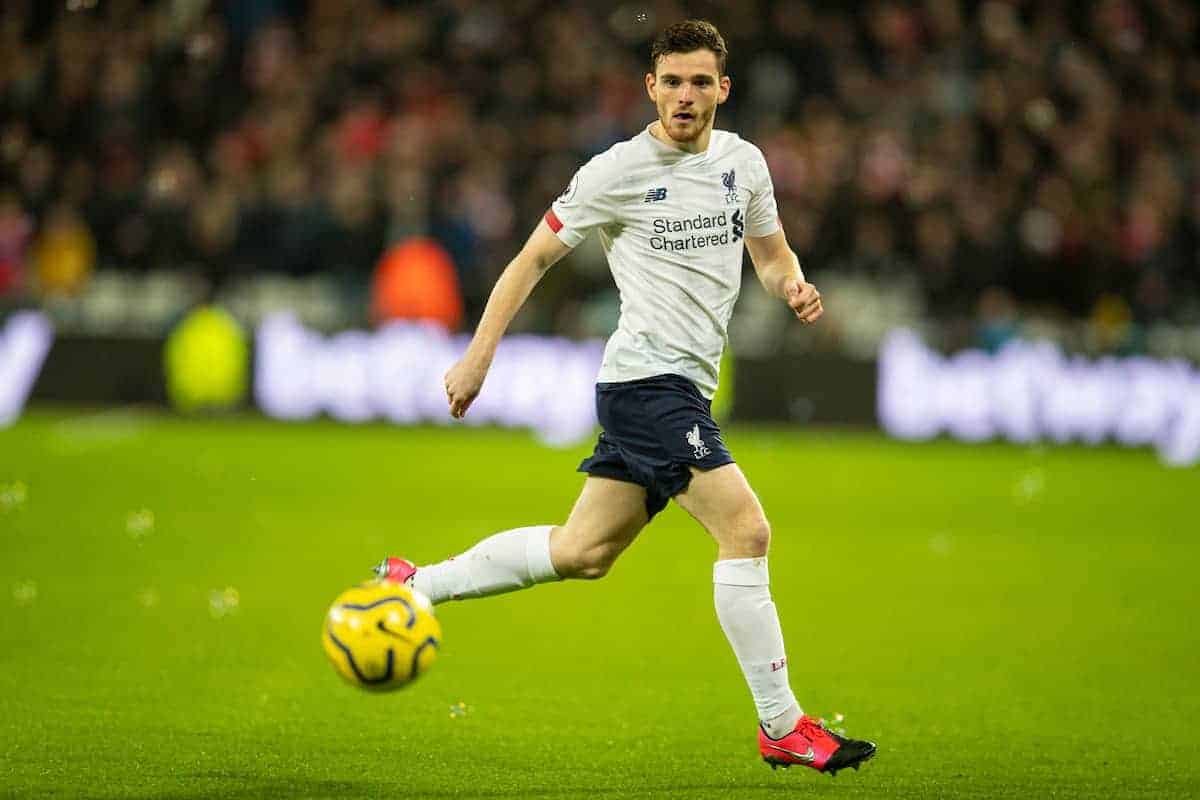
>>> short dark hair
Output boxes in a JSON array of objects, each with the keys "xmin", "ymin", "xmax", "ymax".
[{"xmin": 650, "ymin": 20, "xmax": 727, "ymax": 75}]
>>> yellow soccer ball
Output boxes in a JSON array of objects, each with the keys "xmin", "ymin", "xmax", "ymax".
[{"xmin": 322, "ymin": 580, "xmax": 441, "ymax": 691}]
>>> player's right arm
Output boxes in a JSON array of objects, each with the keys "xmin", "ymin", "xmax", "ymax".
[
  {"xmin": 444, "ymin": 152, "xmax": 623, "ymax": 419},
  {"xmin": 444, "ymin": 220, "xmax": 571, "ymax": 418}
]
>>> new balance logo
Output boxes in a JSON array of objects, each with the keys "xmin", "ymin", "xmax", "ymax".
[
  {"xmin": 643, "ymin": 187, "xmax": 668, "ymax": 203},
  {"xmin": 686, "ymin": 424, "xmax": 711, "ymax": 459},
  {"xmin": 731, "ymin": 209, "xmax": 744, "ymax": 241},
  {"xmin": 771, "ymin": 658, "xmax": 787, "ymax": 672}
]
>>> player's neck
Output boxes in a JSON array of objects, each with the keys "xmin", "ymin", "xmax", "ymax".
[{"xmin": 649, "ymin": 120, "xmax": 712, "ymax": 155}]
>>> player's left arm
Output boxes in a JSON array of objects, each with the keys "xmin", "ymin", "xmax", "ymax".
[{"xmin": 745, "ymin": 229, "xmax": 824, "ymax": 324}]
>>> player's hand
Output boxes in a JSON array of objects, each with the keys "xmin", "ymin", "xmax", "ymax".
[
  {"xmin": 784, "ymin": 278, "xmax": 823, "ymax": 324},
  {"xmin": 444, "ymin": 356, "xmax": 489, "ymax": 419}
]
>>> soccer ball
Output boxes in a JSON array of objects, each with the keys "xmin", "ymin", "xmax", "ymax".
[{"xmin": 322, "ymin": 580, "xmax": 441, "ymax": 691}]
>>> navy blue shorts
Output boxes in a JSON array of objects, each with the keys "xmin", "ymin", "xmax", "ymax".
[{"xmin": 577, "ymin": 373, "xmax": 735, "ymax": 519}]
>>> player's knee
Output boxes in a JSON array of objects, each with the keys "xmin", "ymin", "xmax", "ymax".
[{"xmin": 735, "ymin": 513, "xmax": 771, "ymax": 556}]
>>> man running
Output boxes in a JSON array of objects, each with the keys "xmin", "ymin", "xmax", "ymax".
[{"xmin": 378, "ymin": 19, "xmax": 876, "ymax": 777}]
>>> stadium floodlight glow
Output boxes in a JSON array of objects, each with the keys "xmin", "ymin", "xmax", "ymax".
[
  {"xmin": 254, "ymin": 314, "xmax": 603, "ymax": 445},
  {"xmin": 878, "ymin": 329, "xmax": 1200, "ymax": 467},
  {"xmin": 0, "ymin": 312, "xmax": 54, "ymax": 428}
]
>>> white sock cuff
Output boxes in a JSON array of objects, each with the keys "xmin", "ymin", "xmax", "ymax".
[
  {"xmin": 713, "ymin": 557, "xmax": 769, "ymax": 586},
  {"xmin": 524, "ymin": 525, "xmax": 561, "ymax": 583}
]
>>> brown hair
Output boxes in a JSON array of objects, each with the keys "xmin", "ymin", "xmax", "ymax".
[{"xmin": 650, "ymin": 19, "xmax": 727, "ymax": 75}]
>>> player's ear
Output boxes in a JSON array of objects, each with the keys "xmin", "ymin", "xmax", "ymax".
[
  {"xmin": 718, "ymin": 75, "xmax": 731, "ymax": 104},
  {"xmin": 645, "ymin": 72, "xmax": 657, "ymax": 102}
]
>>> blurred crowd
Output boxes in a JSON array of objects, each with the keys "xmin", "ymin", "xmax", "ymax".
[{"xmin": 1, "ymin": 0, "xmax": 1198, "ymax": 351}]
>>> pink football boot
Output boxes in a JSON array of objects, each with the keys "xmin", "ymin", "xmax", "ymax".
[
  {"xmin": 759, "ymin": 715, "xmax": 876, "ymax": 776},
  {"xmin": 372, "ymin": 557, "xmax": 417, "ymax": 586}
]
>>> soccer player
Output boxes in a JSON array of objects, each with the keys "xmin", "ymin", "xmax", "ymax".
[{"xmin": 377, "ymin": 20, "xmax": 876, "ymax": 776}]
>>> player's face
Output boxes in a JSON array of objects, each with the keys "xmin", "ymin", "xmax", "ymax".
[{"xmin": 646, "ymin": 50, "xmax": 730, "ymax": 144}]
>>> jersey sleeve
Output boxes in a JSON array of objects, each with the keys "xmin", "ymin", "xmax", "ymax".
[
  {"xmin": 545, "ymin": 154, "xmax": 622, "ymax": 248},
  {"xmin": 745, "ymin": 149, "xmax": 781, "ymax": 238}
]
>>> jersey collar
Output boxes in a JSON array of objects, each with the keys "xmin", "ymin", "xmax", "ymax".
[{"xmin": 642, "ymin": 124, "xmax": 714, "ymax": 163}]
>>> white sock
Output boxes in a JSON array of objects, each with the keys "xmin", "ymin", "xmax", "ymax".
[
  {"xmin": 713, "ymin": 557, "xmax": 802, "ymax": 738},
  {"xmin": 413, "ymin": 525, "xmax": 560, "ymax": 605}
]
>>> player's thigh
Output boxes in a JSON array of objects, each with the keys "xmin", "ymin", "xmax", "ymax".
[
  {"xmin": 551, "ymin": 476, "xmax": 649, "ymax": 569},
  {"xmin": 673, "ymin": 463, "xmax": 770, "ymax": 556}
]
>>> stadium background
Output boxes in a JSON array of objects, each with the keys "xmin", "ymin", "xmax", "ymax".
[{"xmin": 2, "ymin": 1, "xmax": 1198, "ymax": 798}]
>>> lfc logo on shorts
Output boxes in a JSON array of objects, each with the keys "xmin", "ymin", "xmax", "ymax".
[{"xmin": 686, "ymin": 424, "xmax": 711, "ymax": 459}]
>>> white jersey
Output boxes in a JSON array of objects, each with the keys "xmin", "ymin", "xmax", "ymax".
[{"xmin": 546, "ymin": 125, "xmax": 780, "ymax": 398}]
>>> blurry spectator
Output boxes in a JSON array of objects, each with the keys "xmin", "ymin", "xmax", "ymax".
[
  {"xmin": 17, "ymin": 144, "xmax": 56, "ymax": 215},
  {"xmin": 0, "ymin": 191, "xmax": 32, "ymax": 296},
  {"xmin": 975, "ymin": 286, "xmax": 1019, "ymax": 352},
  {"xmin": 914, "ymin": 204, "xmax": 962, "ymax": 315},
  {"xmin": 144, "ymin": 145, "xmax": 202, "ymax": 268},
  {"xmin": 31, "ymin": 203, "xmax": 95, "ymax": 296},
  {"xmin": 251, "ymin": 157, "xmax": 320, "ymax": 274},
  {"xmin": 370, "ymin": 237, "xmax": 464, "ymax": 331},
  {"xmin": 1089, "ymin": 293, "xmax": 1137, "ymax": 353},
  {"xmin": 188, "ymin": 183, "xmax": 240, "ymax": 283},
  {"xmin": 311, "ymin": 164, "xmax": 386, "ymax": 278}
]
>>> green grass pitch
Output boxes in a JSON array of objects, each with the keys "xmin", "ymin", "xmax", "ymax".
[{"xmin": 1, "ymin": 410, "xmax": 1197, "ymax": 799}]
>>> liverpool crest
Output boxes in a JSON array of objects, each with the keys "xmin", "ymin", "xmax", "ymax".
[{"xmin": 721, "ymin": 169, "xmax": 738, "ymax": 204}]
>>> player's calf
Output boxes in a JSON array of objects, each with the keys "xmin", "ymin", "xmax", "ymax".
[
  {"xmin": 550, "ymin": 534, "xmax": 627, "ymax": 580},
  {"xmin": 373, "ymin": 525, "xmax": 561, "ymax": 604}
]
